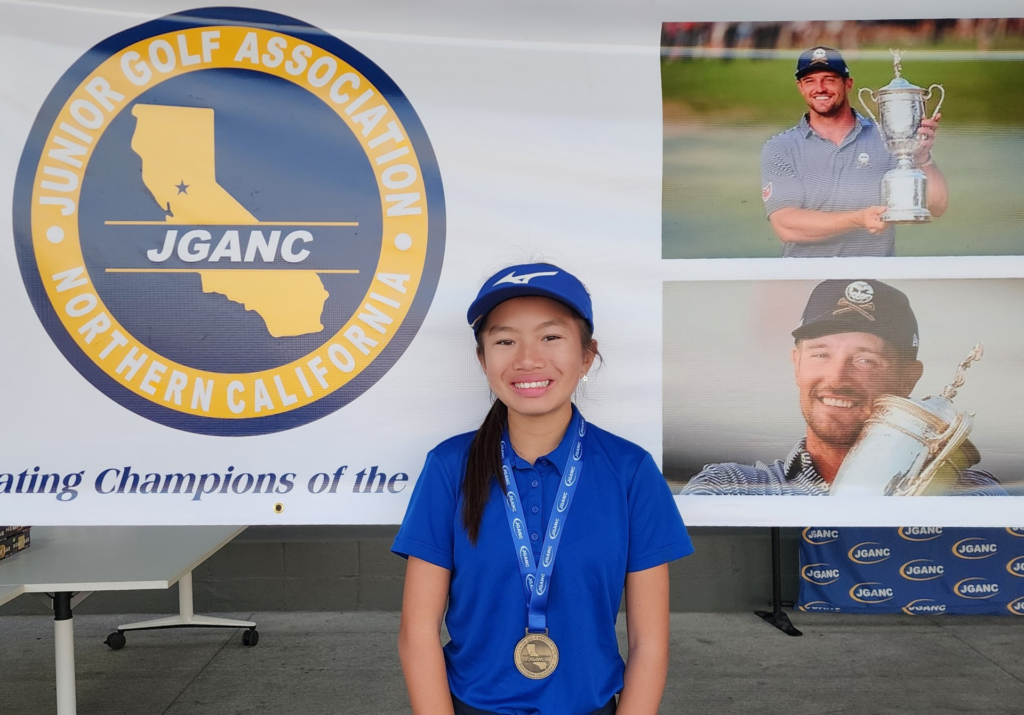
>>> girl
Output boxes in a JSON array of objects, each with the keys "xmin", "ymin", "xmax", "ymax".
[{"xmin": 393, "ymin": 263, "xmax": 693, "ymax": 715}]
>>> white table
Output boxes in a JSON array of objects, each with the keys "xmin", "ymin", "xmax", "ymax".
[
  {"xmin": 0, "ymin": 526, "xmax": 256, "ymax": 715},
  {"xmin": 0, "ymin": 582, "xmax": 25, "ymax": 606}
]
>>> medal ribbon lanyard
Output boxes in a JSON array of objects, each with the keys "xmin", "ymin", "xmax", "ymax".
[{"xmin": 500, "ymin": 411, "xmax": 586, "ymax": 634}]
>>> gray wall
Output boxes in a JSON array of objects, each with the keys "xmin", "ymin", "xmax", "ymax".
[{"xmin": 0, "ymin": 528, "xmax": 799, "ymax": 615}]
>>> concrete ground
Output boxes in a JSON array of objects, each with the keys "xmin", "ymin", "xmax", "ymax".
[{"xmin": 2, "ymin": 611, "xmax": 1023, "ymax": 714}]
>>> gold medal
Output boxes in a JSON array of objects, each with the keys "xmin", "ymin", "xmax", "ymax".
[{"xmin": 514, "ymin": 630, "xmax": 559, "ymax": 679}]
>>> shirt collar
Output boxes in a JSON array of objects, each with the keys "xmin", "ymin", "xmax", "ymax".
[
  {"xmin": 799, "ymin": 109, "xmax": 868, "ymax": 144},
  {"xmin": 799, "ymin": 113, "xmax": 814, "ymax": 138},
  {"xmin": 783, "ymin": 438, "xmax": 821, "ymax": 481},
  {"xmin": 508, "ymin": 404, "xmax": 580, "ymax": 474}
]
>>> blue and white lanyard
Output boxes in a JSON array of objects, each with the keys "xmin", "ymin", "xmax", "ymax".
[{"xmin": 499, "ymin": 411, "xmax": 586, "ymax": 633}]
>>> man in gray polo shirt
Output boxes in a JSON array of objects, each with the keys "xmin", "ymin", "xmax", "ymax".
[{"xmin": 761, "ymin": 47, "xmax": 949, "ymax": 257}]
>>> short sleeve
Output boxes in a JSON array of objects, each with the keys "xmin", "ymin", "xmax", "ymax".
[
  {"xmin": 391, "ymin": 451, "xmax": 458, "ymax": 570},
  {"xmin": 761, "ymin": 138, "xmax": 803, "ymax": 216},
  {"xmin": 626, "ymin": 453, "xmax": 694, "ymax": 572}
]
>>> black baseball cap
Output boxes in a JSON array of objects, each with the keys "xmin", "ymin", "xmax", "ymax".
[
  {"xmin": 795, "ymin": 46, "xmax": 850, "ymax": 79},
  {"xmin": 792, "ymin": 280, "xmax": 919, "ymax": 359},
  {"xmin": 467, "ymin": 263, "xmax": 594, "ymax": 335}
]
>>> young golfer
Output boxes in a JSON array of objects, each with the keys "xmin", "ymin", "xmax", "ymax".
[{"xmin": 393, "ymin": 263, "xmax": 693, "ymax": 714}]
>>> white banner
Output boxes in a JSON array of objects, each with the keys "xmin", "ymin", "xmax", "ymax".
[{"xmin": 1, "ymin": 1, "xmax": 1021, "ymax": 525}]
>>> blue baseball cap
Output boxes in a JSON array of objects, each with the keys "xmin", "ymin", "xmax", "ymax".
[
  {"xmin": 467, "ymin": 263, "xmax": 594, "ymax": 334},
  {"xmin": 795, "ymin": 46, "xmax": 850, "ymax": 79}
]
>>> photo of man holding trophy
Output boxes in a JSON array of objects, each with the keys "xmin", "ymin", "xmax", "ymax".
[
  {"xmin": 761, "ymin": 47, "xmax": 949, "ymax": 257},
  {"xmin": 679, "ymin": 280, "xmax": 1006, "ymax": 496},
  {"xmin": 662, "ymin": 19, "xmax": 1024, "ymax": 260}
]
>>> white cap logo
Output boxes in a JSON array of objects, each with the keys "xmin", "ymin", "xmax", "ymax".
[
  {"xmin": 845, "ymin": 281, "xmax": 874, "ymax": 305},
  {"xmin": 812, "ymin": 47, "xmax": 828, "ymax": 62},
  {"xmin": 493, "ymin": 270, "xmax": 558, "ymax": 286}
]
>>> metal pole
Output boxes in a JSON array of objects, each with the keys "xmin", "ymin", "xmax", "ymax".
[
  {"xmin": 772, "ymin": 526, "xmax": 784, "ymax": 613},
  {"xmin": 179, "ymin": 571, "xmax": 194, "ymax": 620},
  {"xmin": 755, "ymin": 527, "xmax": 802, "ymax": 636},
  {"xmin": 53, "ymin": 592, "xmax": 78, "ymax": 714}
]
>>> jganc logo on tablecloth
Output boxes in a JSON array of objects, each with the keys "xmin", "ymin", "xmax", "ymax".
[
  {"xmin": 953, "ymin": 577, "xmax": 999, "ymax": 599},
  {"xmin": 801, "ymin": 563, "xmax": 841, "ymax": 585},
  {"xmin": 952, "ymin": 537, "xmax": 998, "ymax": 560},
  {"xmin": 849, "ymin": 582, "xmax": 894, "ymax": 603},
  {"xmin": 848, "ymin": 542, "xmax": 891, "ymax": 564},
  {"xmin": 801, "ymin": 528, "xmax": 839, "ymax": 544},
  {"xmin": 899, "ymin": 559, "xmax": 944, "ymax": 581},
  {"xmin": 898, "ymin": 527, "xmax": 943, "ymax": 542},
  {"xmin": 1006, "ymin": 555, "xmax": 1024, "ymax": 577},
  {"xmin": 901, "ymin": 599, "xmax": 946, "ymax": 615},
  {"xmin": 13, "ymin": 8, "xmax": 445, "ymax": 435},
  {"xmin": 799, "ymin": 601, "xmax": 841, "ymax": 613}
]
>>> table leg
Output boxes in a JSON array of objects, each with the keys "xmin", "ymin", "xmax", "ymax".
[
  {"xmin": 53, "ymin": 591, "xmax": 77, "ymax": 715},
  {"xmin": 116, "ymin": 571, "xmax": 255, "ymax": 631}
]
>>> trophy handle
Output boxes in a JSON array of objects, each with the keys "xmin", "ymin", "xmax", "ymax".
[
  {"xmin": 925, "ymin": 83, "xmax": 945, "ymax": 119},
  {"xmin": 857, "ymin": 87, "xmax": 878, "ymax": 122}
]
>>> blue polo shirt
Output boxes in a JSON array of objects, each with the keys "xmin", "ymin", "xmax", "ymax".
[
  {"xmin": 761, "ymin": 111, "xmax": 898, "ymax": 257},
  {"xmin": 392, "ymin": 410, "xmax": 693, "ymax": 715}
]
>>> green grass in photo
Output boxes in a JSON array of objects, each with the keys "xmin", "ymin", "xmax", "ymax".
[{"xmin": 662, "ymin": 58, "xmax": 1024, "ymax": 126}]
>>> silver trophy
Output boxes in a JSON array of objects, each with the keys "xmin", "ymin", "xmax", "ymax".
[
  {"xmin": 830, "ymin": 345, "xmax": 983, "ymax": 497},
  {"xmin": 858, "ymin": 49, "xmax": 945, "ymax": 223}
]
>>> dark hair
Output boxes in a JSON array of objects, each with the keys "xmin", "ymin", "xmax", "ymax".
[{"xmin": 461, "ymin": 312, "xmax": 599, "ymax": 544}]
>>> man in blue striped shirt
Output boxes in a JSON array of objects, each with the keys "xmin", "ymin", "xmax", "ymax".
[
  {"xmin": 682, "ymin": 280, "xmax": 1006, "ymax": 496},
  {"xmin": 761, "ymin": 47, "xmax": 949, "ymax": 257}
]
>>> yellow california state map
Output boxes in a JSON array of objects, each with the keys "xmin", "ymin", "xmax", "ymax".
[{"xmin": 130, "ymin": 104, "xmax": 328, "ymax": 338}]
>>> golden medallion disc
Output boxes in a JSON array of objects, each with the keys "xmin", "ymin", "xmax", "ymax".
[{"xmin": 514, "ymin": 630, "xmax": 559, "ymax": 679}]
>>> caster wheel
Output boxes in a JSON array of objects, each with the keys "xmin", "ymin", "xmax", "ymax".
[
  {"xmin": 242, "ymin": 628, "xmax": 259, "ymax": 647},
  {"xmin": 104, "ymin": 631, "xmax": 127, "ymax": 650}
]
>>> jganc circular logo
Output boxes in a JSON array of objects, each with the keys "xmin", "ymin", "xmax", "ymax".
[
  {"xmin": 899, "ymin": 559, "xmax": 944, "ymax": 582},
  {"xmin": 799, "ymin": 601, "xmax": 841, "ymax": 613},
  {"xmin": 897, "ymin": 527, "xmax": 943, "ymax": 542},
  {"xmin": 849, "ymin": 582, "xmax": 894, "ymax": 604},
  {"xmin": 953, "ymin": 577, "xmax": 999, "ymax": 600},
  {"xmin": 902, "ymin": 599, "xmax": 946, "ymax": 615},
  {"xmin": 1006, "ymin": 555, "xmax": 1024, "ymax": 578},
  {"xmin": 801, "ymin": 528, "xmax": 839, "ymax": 545},
  {"xmin": 848, "ymin": 542, "xmax": 891, "ymax": 565},
  {"xmin": 801, "ymin": 563, "xmax": 841, "ymax": 585},
  {"xmin": 952, "ymin": 537, "xmax": 998, "ymax": 560},
  {"xmin": 14, "ymin": 8, "xmax": 444, "ymax": 435}
]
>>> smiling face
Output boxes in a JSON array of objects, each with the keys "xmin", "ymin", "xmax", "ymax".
[
  {"xmin": 477, "ymin": 296, "xmax": 596, "ymax": 425},
  {"xmin": 792, "ymin": 332, "xmax": 923, "ymax": 451},
  {"xmin": 797, "ymin": 70, "xmax": 854, "ymax": 119}
]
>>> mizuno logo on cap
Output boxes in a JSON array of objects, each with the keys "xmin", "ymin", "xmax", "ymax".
[{"xmin": 494, "ymin": 270, "xmax": 558, "ymax": 286}]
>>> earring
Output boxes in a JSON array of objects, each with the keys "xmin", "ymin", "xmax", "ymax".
[{"xmin": 581, "ymin": 375, "xmax": 588, "ymax": 382}]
